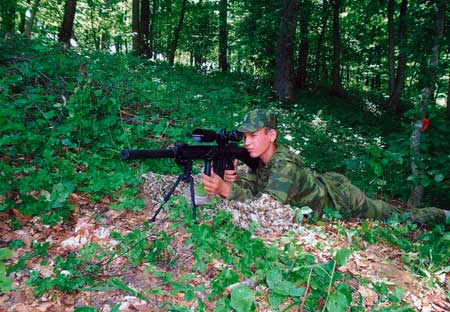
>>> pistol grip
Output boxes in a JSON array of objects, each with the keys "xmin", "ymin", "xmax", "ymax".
[{"xmin": 204, "ymin": 160, "xmax": 212, "ymax": 176}]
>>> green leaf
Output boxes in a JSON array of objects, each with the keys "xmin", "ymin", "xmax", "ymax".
[
  {"xmin": 74, "ymin": 307, "xmax": 97, "ymax": 312},
  {"xmin": 335, "ymin": 248, "xmax": 352, "ymax": 266},
  {"xmin": 326, "ymin": 283, "xmax": 352, "ymax": 312},
  {"xmin": 230, "ymin": 285, "xmax": 255, "ymax": 312},
  {"xmin": 389, "ymin": 287, "xmax": 404, "ymax": 303},
  {"xmin": 0, "ymin": 248, "xmax": 12, "ymax": 261},
  {"xmin": 0, "ymin": 263, "xmax": 13, "ymax": 293},
  {"xmin": 210, "ymin": 269, "xmax": 239, "ymax": 298},
  {"xmin": 266, "ymin": 268, "xmax": 303, "ymax": 297},
  {"xmin": 213, "ymin": 297, "xmax": 231, "ymax": 312},
  {"xmin": 299, "ymin": 206, "xmax": 313, "ymax": 215},
  {"xmin": 434, "ymin": 173, "xmax": 444, "ymax": 183},
  {"xmin": 62, "ymin": 138, "xmax": 77, "ymax": 148}
]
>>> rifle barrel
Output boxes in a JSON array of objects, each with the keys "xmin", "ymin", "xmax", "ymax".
[{"xmin": 120, "ymin": 148, "xmax": 176, "ymax": 160}]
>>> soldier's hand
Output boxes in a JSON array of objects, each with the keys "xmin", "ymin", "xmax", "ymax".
[
  {"xmin": 201, "ymin": 170, "xmax": 231, "ymax": 198},
  {"xmin": 224, "ymin": 159, "xmax": 238, "ymax": 182}
]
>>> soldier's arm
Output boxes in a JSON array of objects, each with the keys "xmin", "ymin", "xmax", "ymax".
[
  {"xmin": 227, "ymin": 171, "xmax": 258, "ymax": 201},
  {"xmin": 261, "ymin": 160, "xmax": 301, "ymax": 204}
]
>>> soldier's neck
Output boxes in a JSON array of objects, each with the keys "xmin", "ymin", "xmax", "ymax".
[{"xmin": 260, "ymin": 143, "xmax": 277, "ymax": 164}]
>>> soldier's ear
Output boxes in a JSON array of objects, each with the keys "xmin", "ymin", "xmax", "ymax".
[{"xmin": 269, "ymin": 129, "xmax": 277, "ymax": 142}]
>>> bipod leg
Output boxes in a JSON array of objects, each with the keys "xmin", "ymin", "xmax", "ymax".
[
  {"xmin": 188, "ymin": 175, "xmax": 197, "ymax": 221},
  {"xmin": 150, "ymin": 174, "xmax": 184, "ymax": 222}
]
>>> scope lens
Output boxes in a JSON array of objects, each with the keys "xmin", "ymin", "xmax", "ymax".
[
  {"xmin": 192, "ymin": 128, "xmax": 217, "ymax": 142},
  {"xmin": 228, "ymin": 130, "xmax": 243, "ymax": 141}
]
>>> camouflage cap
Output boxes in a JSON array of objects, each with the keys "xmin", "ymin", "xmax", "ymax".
[{"xmin": 237, "ymin": 109, "xmax": 277, "ymax": 133}]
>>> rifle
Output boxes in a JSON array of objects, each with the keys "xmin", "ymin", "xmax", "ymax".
[{"xmin": 120, "ymin": 128, "xmax": 259, "ymax": 221}]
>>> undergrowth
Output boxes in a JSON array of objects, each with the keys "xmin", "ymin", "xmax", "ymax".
[{"xmin": 1, "ymin": 37, "xmax": 449, "ymax": 310}]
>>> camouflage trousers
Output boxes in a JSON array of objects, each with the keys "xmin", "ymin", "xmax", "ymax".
[{"xmin": 320, "ymin": 172, "xmax": 447, "ymax": 225}]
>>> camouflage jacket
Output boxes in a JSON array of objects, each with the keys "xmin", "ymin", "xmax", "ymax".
[{"xmin": 228, "ymin": 144, "xmax": 332, "ymax": 213}]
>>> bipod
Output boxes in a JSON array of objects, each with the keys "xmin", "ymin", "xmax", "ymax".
[{"xmin": 150, "ymin": 159, "xmax": 197, "ymax": 222}]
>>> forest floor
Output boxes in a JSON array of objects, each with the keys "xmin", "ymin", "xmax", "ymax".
[{"xmin": 0, "ymin": 174, "xmax": 449, "ymax": 312}]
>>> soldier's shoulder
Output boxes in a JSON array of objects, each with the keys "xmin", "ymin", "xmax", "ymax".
[{"xmin": 271, "ymin": 144, "xmax": 304, "ymax": 166}]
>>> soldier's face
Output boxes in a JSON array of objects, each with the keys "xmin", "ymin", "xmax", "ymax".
[{"xmin": 243, "ymin": 128, "xmax": 277, "ymax": 162}]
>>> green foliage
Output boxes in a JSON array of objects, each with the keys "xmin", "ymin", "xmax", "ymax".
[
  {"xmin": 357, "ymin": 220, "xmax": 450, "ymax": 288},
  {"xmin": 0, "ymin": 248, "xmax": 13, "ymax": 293},
  {"xmin": 111, "ymin": 223, "xmax": 175, "ymax": 266},
  {"xmin": 74, "ymin": 307, "xmax": 99, "ymax": 312},
  {"xmin": 230, "ymin": 285, "xmax": 255, "ymax": 312},
  {"xmin": 325, "ymin": 283, "xmax": 352, "ymax": 312},
  {"xmin": 25, "ymin": 251, "xmax": 98, "ymax": 296},
  {"xmin": 210, "ymin": 269, "xmax": 239, "ymax": 299},
  {"xmin": 323, "ymin": 207, "xmax": 343, "ymax": 221}
]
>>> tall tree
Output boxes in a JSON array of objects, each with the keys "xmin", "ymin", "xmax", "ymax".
[
  {"xmin": 296, "ymin": 0, "xmax": 311, "ymax": 89},
  {"xmin": 58, "ymin": 0, "xmax": 77, "ymax": 45},
  {"xmin": 149, "ymin": 0, "xmax": 158, "ymax": 58},
  {"xmin": 218, "ymin": 0, "xmax": 228, "ymax": 72},
  {"xmin": 387, "ymin": 0, "xmax": 395, "ymax": 95},
  {"xmin": 140, "ymin": 0, "xmax": 151, "ymax": 57},
  {"xmin": 168, "ymin": 0, "xmax": 188, "ymax": 65},
  {"xmin": 386, "ymin": 0, "xmax": 408, "ymax": 112},
  {"xmin": 88, "ymin": 2, "xmax": 99, "ymax": 49},
  {"xmin": 331, "ymin": 0, "xmax": 343, "ymax": 95},
  {"xmin": 24, "ymin": 0, "xmax": 40, "ymax": 39},
  {"xmin": 273, "ymin": 0, "xmax": 298, "ymax": 101},
  {"xmin": 132, "ymin": 0, "xmax": 141, "ymax": 54},
  {"xmin": 312, "ymin": 0, "xmax": 330, "ymax": 89},
  {"xmin": 18, "ymin": 0, "xmax": 29, "ymax": 34},
  {"xmin": 407, "ymin": 0, "xmax": 446, "ymax": 208},
  {"xmin": 447, "ymin": 73, "xmax": 450, "ymax": 120}
]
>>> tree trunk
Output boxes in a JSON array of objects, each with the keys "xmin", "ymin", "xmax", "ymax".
[
  {"xmin": 387, "ymin": 0, "xmax": 395, "ymax": 94},
  {"xmin": 331, "ymin": 0, "xmax": 343, "ymax": 95},
  {"xmin": 312, "ymin": 0, "xmax": 329, "ymax": 89},
  {"xmin": 19, "ymin": 0, "xmax": 29, "ymax": 33},
  {"xmin": 115, "ymin": 36, "xmax": 122, "ymax": 53},
  {"xmin": 296, "ymin": 0, "xmax": 310, "ymax": 89},
  {"xmin": 132, "ymin": 0, "xmax": 141, "ymax": 54},
  {"xmin": 24, "ymin": 0, "xmax": 40, "ymax": 39},
  {"xmin": 141, "ymin": 0, "xmax": 151, "ymax": 57},
  {"xmin": 150, "ymin": 0, "xmax": 158, "ymax": 58},
  {"xmin": 168, "ymin": 0, "xmax": 188, "ymax": 65},
  {"xmin": 273, "ymin": 0, "xmax": 299, "ymax": 102},
  {"xmin": 218, "ymin": 0, "xmax": 228, "ymax": 72},
  {"xmin": 100, "ymin": 32, "xmax": 110, "ymax": 50},
  {"xmin": 407, "ymin": 0, "xmax": 445, "ymax": 208},
  {"xmin": 90, "ymin": 7, "xmax": 99, "ymax": 50},
  {"xmin": 447, "ymin": 73, "xmax": 450, "ymax": 120},
  {"xmin": 58, "ymin": 0, "xmax": 77, "ymax": 45},
  {"xmin": 386, "ymin": 0, "xmax": 407, "ymax": 113}
]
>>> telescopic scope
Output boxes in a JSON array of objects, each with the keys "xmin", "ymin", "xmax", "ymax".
[
  {"xmin": 192, "ymin": 128, "xmax": 243, "ymax": 145},
  {"xmin": 192, "ymin": 129, "xmax": 217, "ymax": 142}
]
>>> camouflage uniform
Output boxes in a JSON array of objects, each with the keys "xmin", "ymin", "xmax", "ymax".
[
  {"xmin": 228, "ymin": 144, "xmax": 448, "ymax": 225},
  {"xmin": 228, "ymin": 106, "xmax": 450, "ymax": 226}
]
